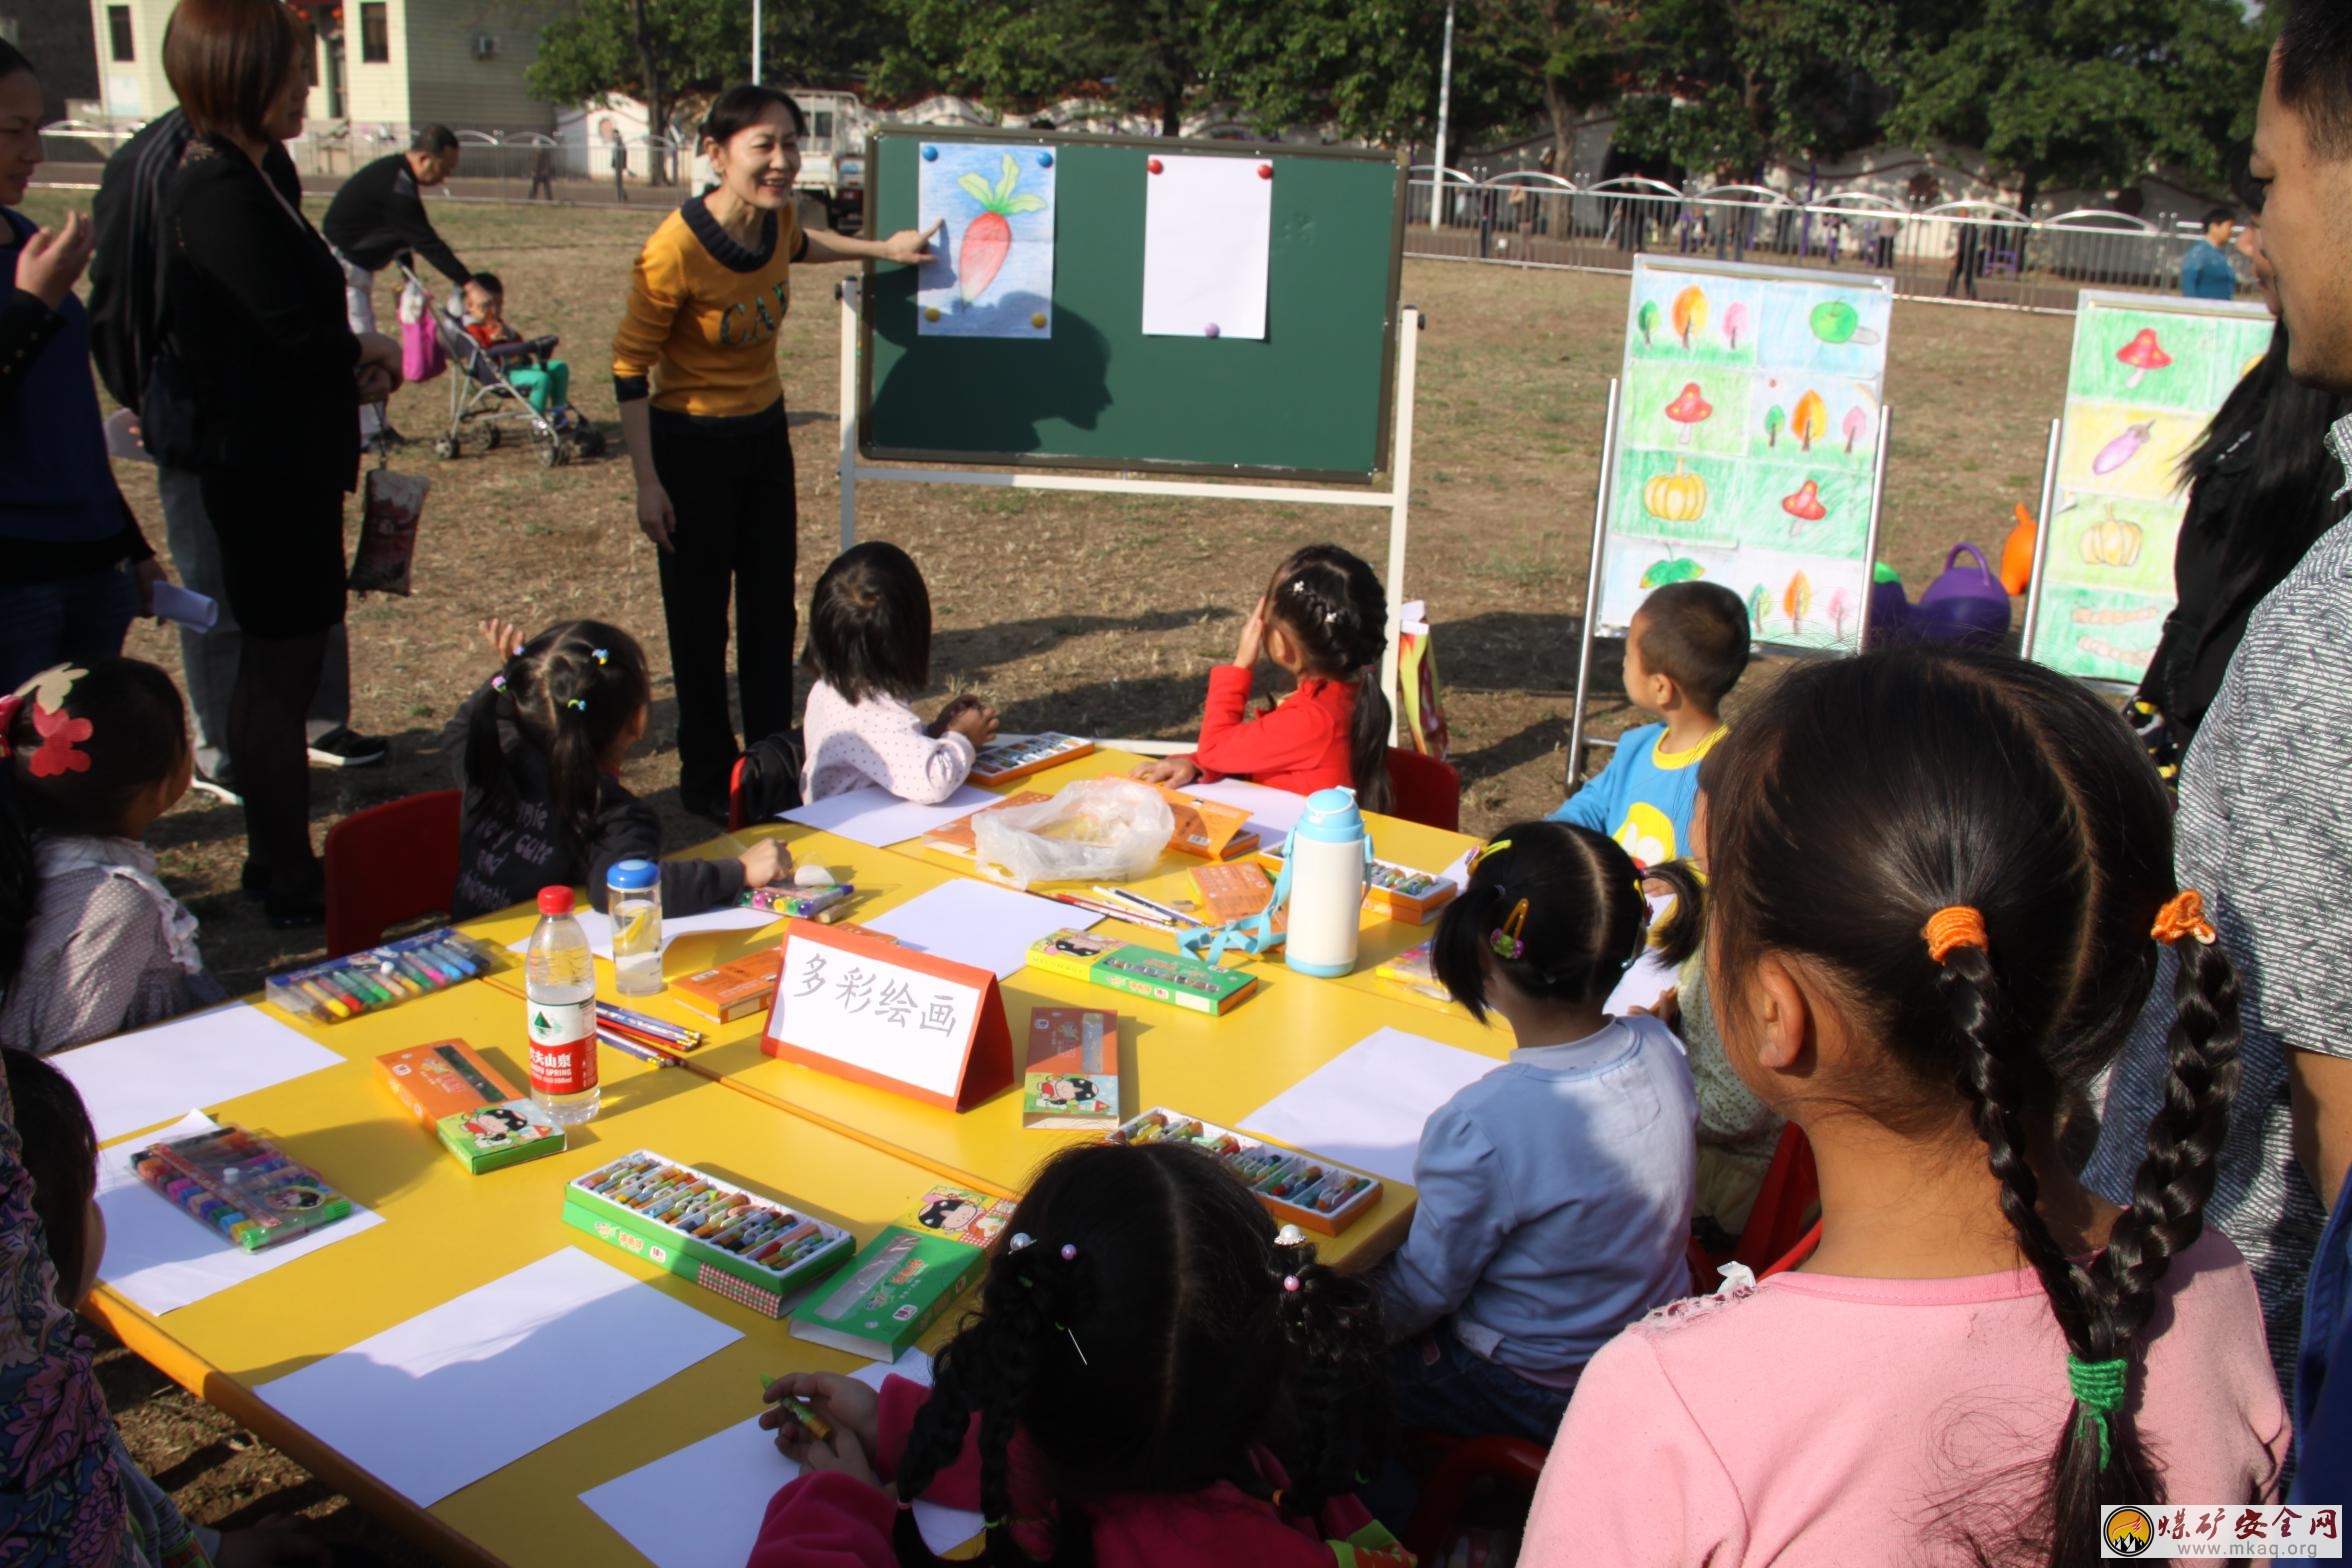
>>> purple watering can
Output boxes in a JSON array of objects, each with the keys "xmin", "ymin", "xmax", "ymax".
[{"xmin": 1908, "ymin": 542, "xmax": 2013, "ymax": 649}]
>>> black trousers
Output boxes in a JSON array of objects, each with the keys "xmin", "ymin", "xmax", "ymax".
[
  {"xmin": 649, "ymin": 403, "xmax": 797, "ymax": 806},
  {"xmin": 200, "ymin": 470, "xmax": 345, "ymax": 892}
]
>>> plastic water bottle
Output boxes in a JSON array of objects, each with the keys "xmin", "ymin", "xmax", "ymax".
[
  {"xmin": 1282, "ymin": 787, "xmax": 1370, "ymax": 978},
  {"xmin": 607, "ymin": 858, "xmax": 663, "ymax": 997},
  {"xmin": 525, "ymin": 886, "xmax": 600, "ymax": 1125}
]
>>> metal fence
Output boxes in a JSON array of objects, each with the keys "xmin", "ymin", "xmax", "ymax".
[{"xmin": 1403, "ymin": 171, "xmax": 2239, "ymax": 314}]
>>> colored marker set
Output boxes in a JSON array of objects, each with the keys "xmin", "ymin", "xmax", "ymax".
[
  {"xmin": 562, "ymin": 1150, "xmax": 855, "ymax": 1319},
  {"xmin": 266, "ymin": 928, "xmax": 507, "ymax": 1023},
  {"xmin": 132, "ymin": 1125, "xmax": 355, "ymax": 1252},
  {"xmin": 1107, "ymin": 1108, "xmax": 1383, "ymax": 1236},
  {"xmin": 738, "ymin": 882, "xmax": 854, "ymax": 920}
]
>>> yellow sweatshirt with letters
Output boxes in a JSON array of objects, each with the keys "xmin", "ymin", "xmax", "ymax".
[{"xmin": 611, "ymin": 195, "xmax": 806, "ymax": 418}]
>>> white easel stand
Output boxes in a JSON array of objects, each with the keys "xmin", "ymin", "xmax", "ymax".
[{"xmin": 834, "ymin": 277, "xmax": 1424, "ymax": 747}]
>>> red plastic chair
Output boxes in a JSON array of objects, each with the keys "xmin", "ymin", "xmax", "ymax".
[
  {"xmin": 323, "ymin": 789, "xmax": 462, "ymax": 958},
  {"xmin": 1386, "ymin": 746, "xmax": 1462, "ymax": 833},
  {"xmin": 1686, "ymin": 1122, "xmax": 1822, "ymax": 1291},
  {"xmin": 1401, "ymin": 1434, "xmax": 1550, "ymax": 1562}
]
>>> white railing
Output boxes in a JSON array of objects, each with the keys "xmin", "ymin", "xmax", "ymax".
[{"xmin": 1403, "ymin": 171, "xmax": 2233, "ymax": 314}]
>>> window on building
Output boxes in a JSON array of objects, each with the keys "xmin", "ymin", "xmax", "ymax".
[
  {"xmin": 360, "ymin": 2, "xmax": 389, "ymax": 63},
  {"xmin": 106, "ymin": 5, "xmax": 134, "ymax": 62},
  {"xmin": 811, "ymin": 111, "xmax": 833, "ymax": 144}
]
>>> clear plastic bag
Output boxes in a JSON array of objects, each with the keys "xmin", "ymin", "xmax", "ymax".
[{"xmin": 972, "ymin": 777, "xmax": 1175, "ymax": 890}]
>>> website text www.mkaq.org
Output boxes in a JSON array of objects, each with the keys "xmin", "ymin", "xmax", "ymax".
[{"xmin": 2099, "ymin": 1504, "xmax": 2343, "ymax": 1559}]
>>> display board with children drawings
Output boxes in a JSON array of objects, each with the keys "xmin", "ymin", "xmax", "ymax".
[
  {"xmin": 2022, "ymin": 290, "xmax": 2274, "ymax": 685},
  {"xmin": 1595, "ymin": 257, "xmax": 1895, "ymax": 651}
]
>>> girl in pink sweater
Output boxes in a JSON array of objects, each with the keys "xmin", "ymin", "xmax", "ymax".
[
  {"xmin": 750, "ymin": 1141, "xmax": 1407, "ymax": 1568},
  {"xmin": 1526, "ymin": 646, "xmax": 2286, "ymax": 1568}
]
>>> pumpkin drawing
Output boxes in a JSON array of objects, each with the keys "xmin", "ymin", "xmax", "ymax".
[
  {"xmin": 2079, "ymin": 511, "xmax": 2144, "ymax": 568},
  {"xmin": 1643, "ymin": 460, "xmax": 1709, "ymax": 522}
]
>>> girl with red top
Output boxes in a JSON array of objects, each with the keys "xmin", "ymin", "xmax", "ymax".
[
  {"xmin": 751, "ymin": 1141, "xmax": 1408, "ymax": 1568},
  {"xmin": 1133, "ymin": 544, "xmax": 1395, "ymax": 813}
]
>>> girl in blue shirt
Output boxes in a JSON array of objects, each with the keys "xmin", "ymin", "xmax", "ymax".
[{"xmin": 1376, "ymin": 820, "xmax": 1703, "ymax": 1448}]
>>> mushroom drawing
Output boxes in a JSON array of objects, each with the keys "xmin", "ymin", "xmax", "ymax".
[
  {"xmin": 1842, "ymin": 406, "xmax": 1868, "ymax": 454},
  {"xmin": 2092, "ymin": 419, "xmax": 2156, "ymax": 476},
  {"xmin": 1747, "ymin": 583, "xmax": 1772, "ymax": 634},
  {"xmin": 1790, "ymin": 390, "xmax": 1828, "ymax": 452},
  {"xmin": 1672, "ymin": 286, "xmax": 1708, "ymax": 349},
  {"xmin": 2117, "ymin": 328, "xmax": 2172, "ymax": 389},
  {"xmin": 1781, "ymin": 479, "xmax": 1828, "ymax": 534},
  {"xmin": 1808, "ymin": 299, "xmax": 1882, "ymax": 346},
  {"xmin": 1665, "ymin": 382, "xmax": 1713, "ymax": 446},
  {"xmin": 1783, "ymin": 570, "xmax": 1815, "ymax": 635},
  {"xmin": 1764, "ymin": 404, "xmax": 1786, "ymax": 448},
  {"xmin": 1640, "ymin": 557, "xmax": 1707, "ymax": 589},
  {"xmin": 1723, "ymin": 301, "xmax": 1749, "ymax": 351},
  {"xmin": 1637, "ymin": 300, "xmax": 1661, "ymax": 347}
]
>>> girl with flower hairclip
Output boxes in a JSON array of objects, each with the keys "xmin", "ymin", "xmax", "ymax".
[
  {"xmin": 451, "ymin": 617, "xmax": 789, "ymax": 919},
  {"xmin": 750, "ymin": 1140, "xmax": 1404, "ymax": 1567},
  {"xmin": 0, "ymin": 658, "xmax": 225, "ymax": 1052},
  {"xmin": 1361, "ymin": 819, "xmax": 1704, "ymax": 1489}
]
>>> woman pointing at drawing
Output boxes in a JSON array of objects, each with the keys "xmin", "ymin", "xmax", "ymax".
[{"xmin": 612, "ymin": 85, "xmax": 937, "ymax": 820}]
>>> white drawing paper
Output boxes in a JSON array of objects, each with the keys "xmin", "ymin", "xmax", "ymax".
[
  {"xmin": 1242, "ymin": 1027, "xmax": 1500, "ymax": 1185},
  {"xmin": 863, "ymin": 880, "xmax": 1097, "ymax": 981},
  {"xmin": 1141, "ymin": 154, "xmax": 1274, "ymax": 340},
  {"xmin": 60, "ymin": 1004, "xmax": 346, "ymax": 1144},
  {"xmin": 781, "ymin": 784, "xmax": 1002, "ymax": 848}
]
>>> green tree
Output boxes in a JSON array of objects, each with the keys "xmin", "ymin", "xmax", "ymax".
[
  {"xmin": 1608, "ymin": 0, "xmax": 1897, "ymax": 180},
  {"xmin": 874, "ymin": 0, "xmax": 1209, "ymax": 135},
  {"xmin": 1882, "ymin": 0, "xmax": 2271, "ymax": 212},
  {"xmin": 1454, "ymin": 0, "xmax": 1627, "ymax": 173}
]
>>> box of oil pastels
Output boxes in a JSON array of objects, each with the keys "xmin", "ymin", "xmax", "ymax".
[
  {"xmin": 266, "ymin": 928, "xmax": 508, "ymax": 1023},
  {"xmin": 562, "ymin": 1151, "xmax": 856, "ymax": 1319}
]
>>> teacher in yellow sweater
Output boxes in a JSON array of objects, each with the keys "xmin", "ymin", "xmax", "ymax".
[{"xmin": 613, "ymin": 85, "xmax": 936, "ymax": 819}]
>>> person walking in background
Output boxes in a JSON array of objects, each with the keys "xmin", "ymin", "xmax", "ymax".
[
  {"xmin": 323, "ymin": 123, "xmax": 487, "ymax": 451},
  {"xmin": 609, "ymin": 123, "xmax": 629, "ymax": 202},
  {"xmin": 0, "ymin": 42, "xmax": 167, "ymax": 694},
  {"xmin": 528, "ymin": 142, "xmax": 555, "ymax": 201},
  {"xmin": 1943, "ymin": 220, "xmax": 1981, "ymax": 298},
  {"xmin": 2182, "ymin": 205, "xmax": 2242, "ymax": 298},
  {"xmin": 157, "ymin": 0, "xmax": 403, "ymax": 926}
]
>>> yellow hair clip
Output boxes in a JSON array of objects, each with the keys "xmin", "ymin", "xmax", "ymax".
[
  {"xmin": 1469, "ymin": 838, "xmax": 1513, "ymax": 876},
  {"xmin": 1490, "ymin": 898, "xmax": 1530, "ymax": 961}
]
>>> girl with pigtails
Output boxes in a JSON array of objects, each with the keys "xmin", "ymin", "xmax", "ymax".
[
  {"xmin": 1134, "ymin": 545, "xmax": 1396, "ymax": 814},
  {"xmin": 450, "ymin": 617, "xmax": 786, "ymax": 920},
  {"xmin": 752, "ymin": 1140, "xmax": 1409, "ymax": 1568},
  {"xmin": 1522, "ymin": 647, "xmax": 2285, "ymax": 1568}
]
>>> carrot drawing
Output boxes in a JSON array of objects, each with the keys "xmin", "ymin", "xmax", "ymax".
[{"xmin": 956, "ymin": 154, "xmax": 1047, "ymax": 305}]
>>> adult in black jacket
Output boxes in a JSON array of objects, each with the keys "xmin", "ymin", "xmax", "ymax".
[
  {"xmin": 323, "ymin": 126, "xmax": 485, "ymax": 448},
  {"xmin": 157, "ymin": 0, "xmax": 402, "ymax": 924},
  {"xmin": 86, "ymin": 106, "xmax": 384, "ymax": 792}
]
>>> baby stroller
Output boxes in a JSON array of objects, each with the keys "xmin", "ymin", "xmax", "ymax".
[{"xmin": 403, "ymin": 267, "xmax": 605, "ymax": 468}]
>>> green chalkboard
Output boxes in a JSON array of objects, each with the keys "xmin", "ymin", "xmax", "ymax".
[{"xmin": 860, "ymin": 126, "xmax": 1406, "ymax": 482}]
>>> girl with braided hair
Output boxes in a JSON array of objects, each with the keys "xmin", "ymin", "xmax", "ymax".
[
  {"xmin": 751, "ymin": 1140, "xmax": 1407, "ymax": 1568},
  {"xmin": 451, "ymin": 617, "xmax": 785, "ymax": 919},
  {"xmin": 1522, "ymin": 647, "xmax": 2284, "ymax": 1567},
  {"xmin": 1134, "ymin": 544, "xmax": 1396, "ymax": 814}
]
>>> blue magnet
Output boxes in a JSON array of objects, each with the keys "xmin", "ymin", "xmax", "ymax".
[
  {"xmin": 922, "ymin": 145, "xmax": 938, "ymax": 161},
  {"xmin": 1038, "ymin": 151, "xmax": 1054, "ymax": 168}
]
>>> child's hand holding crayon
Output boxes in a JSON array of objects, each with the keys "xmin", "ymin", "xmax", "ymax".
[
  {"xmin": 737, "ymin": 836, "xmax": 793, "ymax": 890},
  {"xmin": 927, "ymin": 694, "xmax": 1000, "ymax": 745},
  {"xmin": 1131, "ymin": 755, "xmax": 1200, "ymax": 788},
  {"xmin": 761, "ymin": 1371, "xmax": 884, "ymax": 1487}
]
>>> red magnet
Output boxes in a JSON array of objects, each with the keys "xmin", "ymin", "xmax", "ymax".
[
  {"xmin": 1257, "ymin": 163, "xmax": 1272, "ymax": 179},
  {"xmin": 1147, "ymin": 157, "xmax": 1164, "ymax": 175}
]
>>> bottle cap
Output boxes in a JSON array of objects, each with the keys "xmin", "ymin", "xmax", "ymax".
[
  {"xmin": 1293, "ymin": 787, "xmax": 1365, "ymax": 844},
  {"xmin": 608, "ymin": 859, "xmax": 658, "ymax": 893},
  {"xmin": 537, "ymin": 886, "xmax": 576, "ymax": 917}
]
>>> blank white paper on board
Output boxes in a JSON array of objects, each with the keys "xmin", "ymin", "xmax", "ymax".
[
  {"xmin": 1141, "ymin": 154, "xmax": 1274, "ymax": 340},
  {"xmin": 255, "ymin": 1249, "xmax": 741, "ymax": 1507}
]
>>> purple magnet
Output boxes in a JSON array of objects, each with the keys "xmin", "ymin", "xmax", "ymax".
[
  {"xmin": 921, "ymin": 145, "xmax": 938, "ymax": 161},
  {"xmin": 1204, "ymin": 322, "xmax": 1220, "ymax": 338}
]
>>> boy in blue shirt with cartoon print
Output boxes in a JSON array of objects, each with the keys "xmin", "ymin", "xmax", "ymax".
[{"xmin": 1551, "ymin": 581, "xmax": 1748, "ymax": 866}]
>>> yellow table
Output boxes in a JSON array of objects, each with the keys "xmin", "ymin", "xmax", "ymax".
[
  {"xmin": 86, "ymin": 749, "xmax": 1488, "ymax": 1565},
  {"xmin": 86, "ymin": 981, "xmax": 966, "ymax": 1567}
]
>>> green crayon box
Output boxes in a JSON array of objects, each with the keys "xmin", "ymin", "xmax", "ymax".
[{"xmin": 562, "ymin": 1150, "xmax": 856, "ymax": 1320}]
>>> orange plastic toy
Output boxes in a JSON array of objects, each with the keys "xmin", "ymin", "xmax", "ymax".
[{"xmin": 2000, "ymin": 504, "xmax": 2038, "ymax": 596}]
